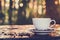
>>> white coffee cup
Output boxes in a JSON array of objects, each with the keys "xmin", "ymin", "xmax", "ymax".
[{"xmin": 32, "ymin": 18, "xmax": 56, "ymax": 30}]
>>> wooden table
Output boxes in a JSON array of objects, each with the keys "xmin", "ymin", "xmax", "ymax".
[{"xmin": 0, "ymin": 24, "xmax": 60, "ymax": 38}]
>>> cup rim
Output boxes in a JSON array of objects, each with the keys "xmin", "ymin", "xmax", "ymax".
[{"xmin": 32, "ymin": 18, "xmax": 51, "ymax": 19}]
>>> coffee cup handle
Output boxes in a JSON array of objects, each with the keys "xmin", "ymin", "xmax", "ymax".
[{"xmin": 50, "ymin": 20, "xmax": 56, "ymax": 28}]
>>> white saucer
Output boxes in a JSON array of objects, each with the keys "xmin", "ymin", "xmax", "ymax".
[{"xmin": 31, "ymin": 29, "xmax": 54, "ymax": 35}]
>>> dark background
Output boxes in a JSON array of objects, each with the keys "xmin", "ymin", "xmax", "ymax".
[{"xmin": 0, "ymin": 0, "xmax": 60, "ymax": 25}]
